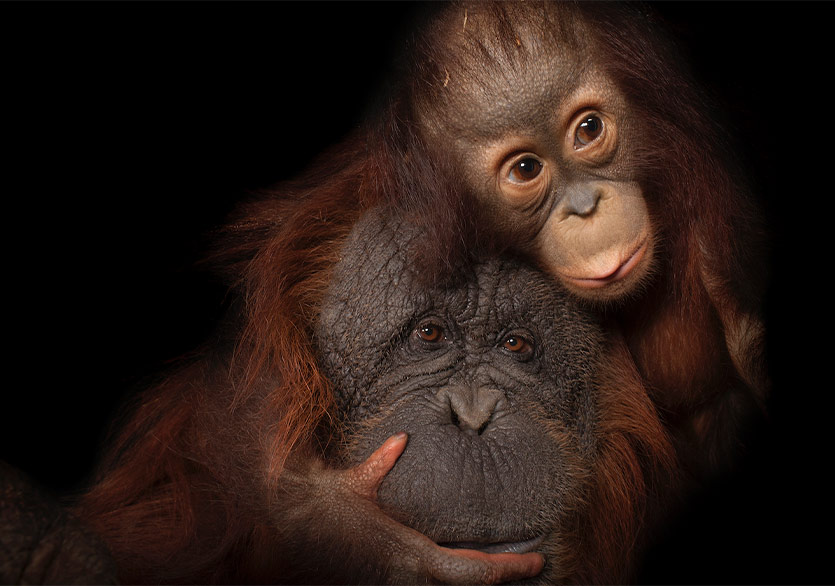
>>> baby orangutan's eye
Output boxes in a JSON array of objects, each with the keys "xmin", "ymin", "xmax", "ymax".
[
  {"xmin": 497, "ymin": 152, "xmax": 550, "ymax": 207},
  {"xmin": 508, "ymin": 156, "xmax": 544, "ymax": 183},
  {"xmin": 573, "ymin": 113, "xmax": 605, "ymax": 149}
]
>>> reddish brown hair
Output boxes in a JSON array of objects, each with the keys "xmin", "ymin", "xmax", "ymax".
[{"xmin": 74, "ymin": 3, "xmax": 752, "ymax": 582}]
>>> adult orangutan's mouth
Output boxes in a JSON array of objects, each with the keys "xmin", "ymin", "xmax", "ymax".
[{"xmin": 439, "ymin": 533, "xmax": 546, "ymax": 554}]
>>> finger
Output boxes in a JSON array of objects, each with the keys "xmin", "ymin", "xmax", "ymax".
[
  {"xmin": 346, "ymin": 433, "xmax": 408, "ymax": 496},
  {"xmin": 428, "ymin": 547, "xmax": 545, "ymax": 585}
]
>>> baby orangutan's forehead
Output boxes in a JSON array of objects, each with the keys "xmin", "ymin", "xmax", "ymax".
[{"xmin": 413, "ymin": 6, "xmax": 604, "ymax": 140}]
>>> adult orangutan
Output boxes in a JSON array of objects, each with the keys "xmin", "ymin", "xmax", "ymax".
[
  {"xmin": 69, "ymin": 1, "xmax": 764, "ymax": 583},
  {"xmin": 379, "ymin": 1, "xmax": 768, "ymax": 476},
  {"xmin": 75, "ymin": 208, "xmax": 673, "ymax": 583}
]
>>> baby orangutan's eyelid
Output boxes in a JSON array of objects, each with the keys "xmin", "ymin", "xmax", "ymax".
[
  {"xmin": 559, "ymin": 72, "xmax": 618, "ymax": 115},
  {"xmin": 483, "ymin": 136, "xmax": 539, "ymax": 169}
]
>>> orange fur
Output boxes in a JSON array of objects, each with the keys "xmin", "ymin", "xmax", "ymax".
[
  {"xmin": 74, "ymin": 155, "xmax": 680, "ymax": 582},
  {"xmin": 73, "ymin": 3, "xmax": 764, "ymax": 583},
  {"xmin": 75, "ymin": 135, "xmax": 387, "ymax": 582},
  {"xmin": 577, "ymin": 336, "xmax": 677, "ymax": 583}
]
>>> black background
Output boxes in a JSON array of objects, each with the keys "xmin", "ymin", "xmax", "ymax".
[{"xmin": 2, "ymin": 2, "xmax": 833, "ymax": 584}]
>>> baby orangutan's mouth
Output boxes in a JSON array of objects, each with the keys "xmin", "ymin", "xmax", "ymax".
[
  {"xmin": 563, "ymin": 237, "xmax": 648, "ymax": 289},
  {"xmin": 439, "ymin": 534, "xmax": 546, "ymax": 555}
]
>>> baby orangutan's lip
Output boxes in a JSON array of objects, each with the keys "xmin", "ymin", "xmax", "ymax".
[
  {"xmin": 439, "ymin": 533, "xmax": 546, "ymax": 554},
  {"xmin": 565, "ymin": 238, "xmax": 648, "ymax": 289}
]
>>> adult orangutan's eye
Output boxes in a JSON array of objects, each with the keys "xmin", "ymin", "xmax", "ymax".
[
  {"xmin": 502, "ymin": 335, "xmax": 531, "ymax": 353},
  {"xmin": 501, "ymin": 333, "xmax": 534, "ymax": 360},
  {"xmin": 415, "ymin": 322, "xmax": 446, "ymax": 343}
]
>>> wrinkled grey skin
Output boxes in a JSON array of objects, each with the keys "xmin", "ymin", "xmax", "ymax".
[
  {"xmin": 0, "ymin": 462, "xmax": 116, "ymax": 585},
  {"xmin": 316, "ymin": 209, "xmax": 603, "ymax": 559},
  {"xmin": 0, "ymin": 207, "xmax": 603, "ymax": 585}
]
